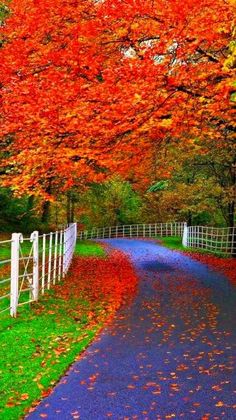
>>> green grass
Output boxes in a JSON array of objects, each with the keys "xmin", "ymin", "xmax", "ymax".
[
  {"xmin": 0, "ymin": 240, "xmax": 106, "ymax": 420},
  {"xmin": 0, "ymin": 239, "xmax": 106, "ymax": 260},
  {"xmin": 157, "ymin": 236, "xmax": 185, "ymax": 251},
  {"xmin": 157, "ymin": 236, "xmax": 230, "ymax": 258},
  {"xmin": 0, "ymin": 239, "xmax": 39, "ymax": 260},
  {"xmin": 75, "ymin": 240, "xmax": 106, "ymax": 257}
]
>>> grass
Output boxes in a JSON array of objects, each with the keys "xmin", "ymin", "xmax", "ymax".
[
  {"xmin": 0, "ymin": 238, "xmax": 106, "ymax": 260},
  {"xmin": 75, "ymin": 240, "xmax": 106, "ymax": 257},
  {"xmin": 0, "ymin": 240, "xmax": 107, "ymax": 420},
  {"xmin": 157, "ymin": 236, "xmax": 230, "ymax": 258},
  {"xmin": 157, "ymin": 236, "xmax": 185, "ymax": 251}
]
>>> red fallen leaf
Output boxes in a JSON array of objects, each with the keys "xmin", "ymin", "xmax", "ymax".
[
  {"xmin": 6, "ymin": 402, "xmax": 15, "ymax": 407},
  {"xmin": 39, "ymin": 415, "xmax": 48, "ymax": 419},
  {"xmin": 215, "ymin": 401, "xmax": 224, "ymax": 407},
  {"xmin": 52, "ymin": 250, "xmax": 138, "ymax": 315},
  {"xmin": 41, "ymin": 390, "xmax": 51, "ymax": 398},
  {"xmin": 20, "ymin": 393, "xmax": 29, "ymax": 401},
  {"xmin": 80, "ymin": 380, "xmax": 86, "ymax": 385},
  {"xmin": 181, "ymin": 252, "xmax": 236, "ymax": 287}
]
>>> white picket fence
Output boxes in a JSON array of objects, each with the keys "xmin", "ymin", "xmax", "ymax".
[
  {"xmin": 0, "ymin": 223, "xmax": 77, "ymax": 317},
  {"xmin": 182, "ymin": 224, "xmax": 236, "ymax": 256},
  {"xmin": 77, "ymin": 222, "xmax": 185, "ymax": 240}
]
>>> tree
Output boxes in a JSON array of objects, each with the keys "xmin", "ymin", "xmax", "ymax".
[
  {"xmin": 0, "ymin": 0, "xmax": 235, "ymax": 199},
  {"xmin": 144, "ymin": 136, "xmax": 235, "ymax": 226},
  {"xmin": 78, "ymin": 178, "xmax": 142, "ymax": 228}
]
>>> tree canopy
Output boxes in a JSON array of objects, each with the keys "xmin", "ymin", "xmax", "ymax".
[{"xmin": 0, "ymin": 0, "xmax": 235, "ymax": 197}]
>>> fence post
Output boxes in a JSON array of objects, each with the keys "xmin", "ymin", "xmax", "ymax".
[
  {"xmin": 58, "ymin": 230, "xmax": 63, "ymax": 281},
  {"xmin": 63, "ymin": 228, "xmax": 67, "ymax": 277},
  {"xmin": 30, "ymin": 231, "xmax": 39, "ymax": 301},
  {"xmin": 53, "ymin": 231, "xmax": 58, "ymax": 285},
  {"xmin": 182, "ymin": 223, "xmax": 188, "ymax": 247},
  {"xmin": 47, "ymin": 232, "xmax": 53, "ymax": 288},
  {"xmin": 10, "ymin": 233, "xmax": 22, "ymax": 317},
  {"xmin": 41, "ymin": 234, "xmax": 46, "ymax": 294}
]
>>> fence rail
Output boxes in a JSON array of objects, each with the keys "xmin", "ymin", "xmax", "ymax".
[
  {"xmin": 77, "ymin": 222, "xmax": 185, "ymax": 240},
  {"xmin": 78, "ymin": 222, "xmax": 235, "ymax": 256},
  {"xmin": 0, "ymin": 223, "xmax": 77, "ymax": 317},
  {"xmin": 1, "ymin": 221, "xmax": 234, "ymax": 317},
  {"xmin": 182, "ymin": 225, "xmax": 236, "ymax": 256}
]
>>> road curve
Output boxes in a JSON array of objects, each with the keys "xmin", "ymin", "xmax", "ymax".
[{"xmin": 27, "ymin": 239, "xmax": 236, "ymax": 420}]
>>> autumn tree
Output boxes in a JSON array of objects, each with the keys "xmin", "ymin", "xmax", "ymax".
[
  {"xmin": 144, "ymin": 135, "xmax": 235, "ymax": 227},
  {"xmin": 77, "ymin": 177, "xmax": 142, "ymax": 228},
  {"xmin": 0, "ymin": 0, "xmax": 235, "ymax": 203}
]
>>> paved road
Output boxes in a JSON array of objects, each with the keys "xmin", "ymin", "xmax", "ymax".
[{"xmin": 27, "ymin": 239, "xmax": 236, "ymax": 419}]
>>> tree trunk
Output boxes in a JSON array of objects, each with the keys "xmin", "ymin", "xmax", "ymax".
[
  {"xmin": 187, "ymin": 211, "xmax": 192, "ymax": 226},
  {"xmin": 228, "ymin": 201, "xmax": 236, "ymax": 257},
  {"xmin": 67, "ymin": 191, "xmax": 72, "ymax": 224},
  {"xmin": 229, "ymin": 163, "xmax": 236, "ymax": 256},
  {"xmin": 228, "ymin": 201, "xmax": 235, "ymax": 228},
  {"xmin": 71, "ymin": 198, "xmax": 75, "ymax": 223},
  {"xmin": 41, "ymin": 201, "xmax": 50, "ymax": 223},
  {"xmin": 27, "ymin": 195, "xmax": 34, "ymax": 213}
]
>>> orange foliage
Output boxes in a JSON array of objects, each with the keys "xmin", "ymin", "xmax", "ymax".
[{"xmin": 0, "ymin": 0, "xmax": 235, "ymax": 195}]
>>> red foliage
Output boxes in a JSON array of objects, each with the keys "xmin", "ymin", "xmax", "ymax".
[
  {"xmin": 183, "ymin": 252, "xmax": 236, "ymax": 287},
  {"xmin": 54, "ymin": 249, "xmax": 138, "ymax": 317}
]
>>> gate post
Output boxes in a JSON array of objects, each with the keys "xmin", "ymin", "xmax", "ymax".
[
  {"xmin": 10, "ymin": 233, "xmax": 22, "ymax": 317},
  {"xmin": 182, "ymin": 222, "xmax": 188, "ymax": 247},
  {"xmin": 30, "ymin": 231, "xmax": 39, "ymax": 301}
]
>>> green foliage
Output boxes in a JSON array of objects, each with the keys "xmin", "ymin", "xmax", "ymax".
[
  {"xmin": 0, "ymin": 2, "xmax": 9, "ymax": 25},
  {"xmin": 78, "ymin": 177, "xmax": 143, "ymax": 228},
  {"xmin": 0, "ymin": 189, "xmax": 38, "ymax": 233},
  {"xmin": 147, "ymin": 180, "xmax": 169, "ymax": 192}
]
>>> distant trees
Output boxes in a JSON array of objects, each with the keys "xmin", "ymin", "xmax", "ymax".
[
  {"xmin": 144, "ymin": 136, "xmax": 235, "ymax": 227},
  {"xmin": 77, "ymin": 178, "xmax": 143, "ymax": 228}
]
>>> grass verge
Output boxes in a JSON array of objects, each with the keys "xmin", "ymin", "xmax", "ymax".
[
  {"xmin": 74, "ymin": 240, "xmax": 106, "ymax": 257},
  {"xmin": 157, "ymin": 236, "xmax": 236, "ymax": 287},
  {"xmin": 157, "ymin": 236, "xmax": 230, "ymax": 258},
  {"xmin": 0, "ymin": 241, "xmax": 137, "ymax": 420}
]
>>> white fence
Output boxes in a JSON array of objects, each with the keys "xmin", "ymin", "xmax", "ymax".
[
  {"xmin": 78, "ymin": 221, "xmax": 235, "ymax": 256},
  {"xmin": 182, "ymin": 224, "xmax": 236, "ymax": 256},
  {"xmin": 0, "ymin": 223, "xmax": 77, "ymax": 317},
  {"xmin": 77, "ymin": 222, "xmax": 185, "ymax": 240}
]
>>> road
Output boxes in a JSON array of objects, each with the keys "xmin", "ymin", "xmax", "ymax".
[{"xmin": 27, "ymin": 239, "xmax": 236, "ymax": 419}]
